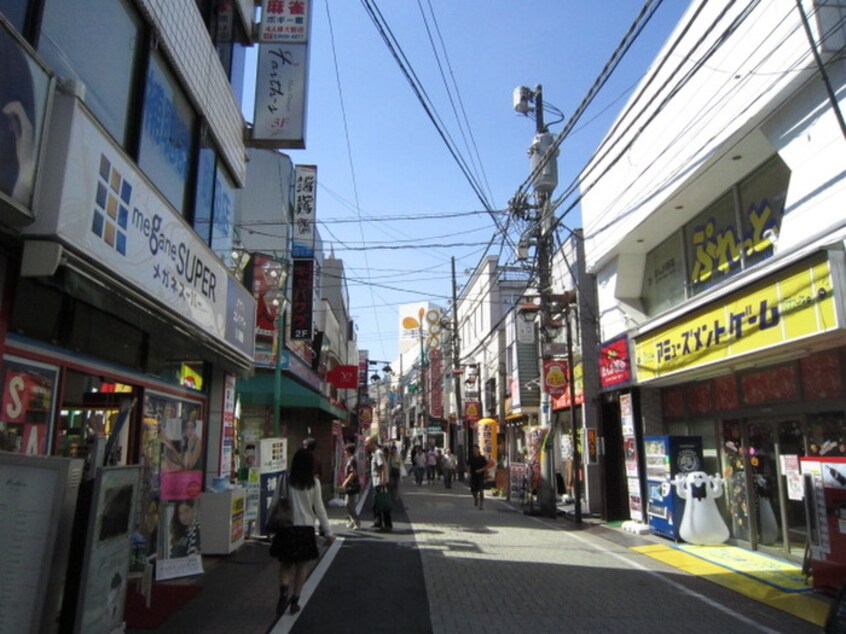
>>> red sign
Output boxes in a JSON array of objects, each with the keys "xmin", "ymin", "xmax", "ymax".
[
  {"xmin": 543, "ymin": 360, "xmax": 568, "ymax": 398},
  {"xmin": 428, "ymin": 348, "xmax": 444, "ymax": 418},
  {"xmin": 290, "ymin": 259, "xmax": 314, "ymax": 340},
  {"xmin": 599, "ymin": 336, "xmax": 631, "ymax": 388},
  {"xmin": 327, "ymin": 365, "xmax": 358, "ymax": 389},
  {"xmin": 464, "ymin": 400, "xmax": 481, "ymax": 422}
]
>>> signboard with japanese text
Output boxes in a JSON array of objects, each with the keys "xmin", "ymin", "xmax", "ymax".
[
  {"xmin": 259, "ymin": 0, "xmax": 311, "ymax": 43},
  {"xmin": 599, "ymin": 335, "xmax": 632, "ymax": 388},
  {"xmin": 292, "ymin": 165, "xmax": 316, "ymax": 257},
  {"xmin": 551, "ymin": 361, "xmax": 584, "ymax": 410},
  {"xmin": 252, "ymin": 42, "xmax": 309, "ymax": 148},
  {"xmin": 635, "ymin": 254, "xmax": 840, "ymax": 382},
  {"xmin": 26, "ymin": 96, "xmax": 254, "ymax": 365},
  {"xmin": 543, "ymin": 360, "xmax": 567, "ymax": 398},
  {"xmin": 289, "ymin": 259, "xmax": 314, "ymax": 340}
]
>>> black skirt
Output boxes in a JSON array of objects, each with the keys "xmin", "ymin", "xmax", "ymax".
[{"xmin": 270, "ymin": 525, "xmax": 319, "ymax": 563}]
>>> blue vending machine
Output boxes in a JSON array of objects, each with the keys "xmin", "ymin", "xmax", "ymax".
[{"xmin": 644, "ymin": 435, "xmax": 703, "ymax": 539}]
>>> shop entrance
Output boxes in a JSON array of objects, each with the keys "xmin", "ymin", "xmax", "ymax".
[
  {"xmin": 721, "ymin": 418, "xmax": 812, "ymax": 561},
  {"xmin": 55, "ymin": 371, "xmax": 137, "ymax": 471}
]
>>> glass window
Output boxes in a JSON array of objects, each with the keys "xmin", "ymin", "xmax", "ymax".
[
  {"xmin": 39, "ymin": 0, "xmax": 142, "ymax": 148},
  {"xmin": 138, "ymin": 51, "xmax": 197, "ymax": 214},
  {"xmin": 210, "ymin": 164, "xmax": 236, "ymax": 258},
  {"xmin": 195, "ymin": 0, "xmax": 248, "ymax": 104},
  {"xmin": 193, "ymin": 139, "xmax": 235, "ymax": 259},
  {"xmin": 738, "ymin": 155, "xmax": 790, "ymax": 270},
  {"xmin": 685, "ymin": 191, "xmax": 740, "ymax": 295},
  {"xmin": 643, "ymin": 232, "xmax": 685, "ymax": 315},
  {"xmin": 0, "ymin": 1, "xmax": 30, "ymax": 33},
  {"xmin": 193, "ymin": 142, "xmax": 216, "ymax": 244}
]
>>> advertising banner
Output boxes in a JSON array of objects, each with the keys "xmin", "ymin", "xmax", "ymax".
[
  {"xmin": 599, "ymin": 335, "xmax": 631, "ymax": 388},
  {"xmin": 0, "ymin": 24, "xmax": 51, "ymax": 218}
]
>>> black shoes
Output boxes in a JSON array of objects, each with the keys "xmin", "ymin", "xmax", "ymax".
[
  {"xmin": 276, "ymin": 587, "xmax": 289, "ymax": 616},
  {"xmin": 289, "ymin": 596, "xmax": 301, "ymax": 614}
]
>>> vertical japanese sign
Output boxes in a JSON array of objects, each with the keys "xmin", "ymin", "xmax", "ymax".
[
  {"xmin": 292, "ymin": 165, "xmax": 316, "ymax": 257},
  {"xmin": 428, "ymin": 348, "xmax": 444, "ymax": 418},
  {"xmin": 253, "ymin": 1, "xmax": 312, "ymax": 148},
  {"xmin": 290, "ymin": 259, "xmax": 314, "ymax": 340},
  {"xmin": 221, "ymin": 373, "xmax": 236, "ymax": 478},
  {"xmin": 620, "ymin": 393, "xmax": 643, "ymax": 522}
]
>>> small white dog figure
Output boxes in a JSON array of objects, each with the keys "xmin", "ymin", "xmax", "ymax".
[{"xmin": 672, "ymin": 471, "xmax": 730, "ymax": 545}]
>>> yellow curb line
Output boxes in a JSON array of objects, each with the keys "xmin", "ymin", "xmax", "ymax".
[{"xmin": 631, "ymin": 544, "xmax": 829, "ymax": 627}]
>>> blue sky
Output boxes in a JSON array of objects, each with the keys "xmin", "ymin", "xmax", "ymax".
[{"xmin": 243, "ymin": 1, "xmax": 689, "ymax": 364}]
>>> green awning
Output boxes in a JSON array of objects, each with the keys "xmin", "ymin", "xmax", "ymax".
[{"xmin": 237, "ymin": 373, "xmax": 348, "ymax": 421}]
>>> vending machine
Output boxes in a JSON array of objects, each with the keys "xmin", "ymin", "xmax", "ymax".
[
  {"xmin": 800, "ymin": 456, "xmax": 846, "ymax": 592},
  {"xmin": 644, "ymin": 435, "xmax": 703, "ymax": 539},
  {"xmin": 256, "ymin": 438, "xmax": 287, "ymax": 536}
]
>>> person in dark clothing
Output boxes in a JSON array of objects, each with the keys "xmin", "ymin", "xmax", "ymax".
[
  {"xmin": 303, "ymin": 437, "xmax": 323, "ymax": 481},
  {"xmin": 467, "ymin": 445, "xmax": 495, "ymax": 510}
]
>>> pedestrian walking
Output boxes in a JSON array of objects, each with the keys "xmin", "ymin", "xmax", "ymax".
[
  {"xmin": 269, "ymin": 447, "xmax": 335, "ymax": 616},
  {"xmin": 388, "ymin": 444, "xmax": 403, "ymax": 500},
  {"xmin": 467, "ymin": 444, "xmax": 495, "ymax": 509},
  {"xmin": 426, "ymin": 447, "xmax": 438, "ymax": 485},
  {"xmin": 413, "ymin": 446, "xmax": 427, "ymax": 486},
  {"xmin": 366, "ymin": 435, "xmax": 393, "ymax": 532},
  {"xmin": 340, "ymin": 443, "xmax": 360, "ymax": 529},
  {"xmin": 441, "ymin": 448, "xmax": 457, "ymax": 488}
]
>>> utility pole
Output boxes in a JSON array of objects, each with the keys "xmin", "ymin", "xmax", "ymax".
[
  {"xmin": 451, "ymin": 257, "xmax": 466, "ymax": 479},
  {"xmin": 518, "ymin": 84, "xmax": 560, "ymax": 518}
]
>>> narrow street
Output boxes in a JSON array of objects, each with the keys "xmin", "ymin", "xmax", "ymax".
[{"xmin": 138, "ymin": 475, "xmax": 828, "ymax": 634}]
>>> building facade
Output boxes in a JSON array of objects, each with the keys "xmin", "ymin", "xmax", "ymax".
[{"xmin": 582, "ymin": 0, "xmax": 846, "ymax": 568}]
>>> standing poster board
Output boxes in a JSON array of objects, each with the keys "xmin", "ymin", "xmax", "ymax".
[
  {"xmin": 0, "ymin": 454, "xmax": 83, "ymax": 634},
  {"xmin": 73, "ymin": 466, "xmax": 140, "ymax": 634}
]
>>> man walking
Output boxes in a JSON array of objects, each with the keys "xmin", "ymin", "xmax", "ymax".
[
  {"xmin": 441, "ymin": 448, "xmax": 457, "ymax": 488},
  {"xmin": 366, "ymin": 435, "xmax": 393, "ymax": 532},
  {"xmin": 467, "ymin": 445, "xmax": 494, "ymax": 509}
]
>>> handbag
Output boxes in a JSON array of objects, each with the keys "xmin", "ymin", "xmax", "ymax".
[
  {"xmin": 373, "ymin": 489, "xmax": 393, "ymax": 514},
  {"xmin": 344, "ymin": 479, "xmax": 361, "ymax": 495},
  {"xmin": 266, "ymin": 473, "xmax": 293, "ymax": 533}
]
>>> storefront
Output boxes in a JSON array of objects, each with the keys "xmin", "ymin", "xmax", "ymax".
[
  {"xmin": 0, "ymin": 89, "xmax": 255, "ymax": 585},
  {"xmin": 633, "ymin": 250, "xmax": 846, "ymax": 562}
]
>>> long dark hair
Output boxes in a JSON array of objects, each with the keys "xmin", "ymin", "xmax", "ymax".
[{"xmin": 288, "ymin": 447, "xmax": 315, "ymax": 490}]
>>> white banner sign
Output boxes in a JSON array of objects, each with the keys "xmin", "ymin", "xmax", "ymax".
[{"xmin": 252, "ymin": 43, "xmax": 308, "ymax": 148}]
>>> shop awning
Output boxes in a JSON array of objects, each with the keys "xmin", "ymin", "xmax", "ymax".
[{"xmin": 237, "ymin": 373, "xmax": 348, "ymax": 421}]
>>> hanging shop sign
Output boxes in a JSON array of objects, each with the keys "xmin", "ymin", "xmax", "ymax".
[
  {"xmin": 543, "ymin": 359, "xmax": 567, "ymax": 398},
  {"xmin": 635, "ymin": 253, "xmax": 841, "ymax": 382},
  {"xmin": 258, "ymin": 0, "xmax": 312, "ymax": 43},
  {"xmin": 464, "ymin": 400, "xmax": 481, "ymax": 422},
  {"xmin": 599, "ymin": 335, "xmax": 631, "ymax": 388},
  {"xmin": 551, "ymin": 361, "xmax": 584, "ymax": 410},
  {"xmin": 291, "ymin": 164, "xmax": 316, "ymax": 257},
  {"xmin": 428, "ymin": 348, "xmax": 444, "ymax": 418},
  {"xmin": 289, "ymin": 259, "xmax": 314, "ymax": 340},
  {"xmin": 252, "ymin": 42, "xmax": 309, "ymax": 148}
]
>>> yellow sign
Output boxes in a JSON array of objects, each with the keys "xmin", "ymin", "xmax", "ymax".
[{"xmin": 635, "ymin": 255, "xmax": 838, "ymax": 381}]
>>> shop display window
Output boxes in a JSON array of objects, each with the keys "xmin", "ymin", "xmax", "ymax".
[
  {"xmin": 807, "ymin": 413, "xmax": 846, "ymax": 457},
  {"xmin": 0, "ymin": 355, "xmax": 59, "ymax": 455}
]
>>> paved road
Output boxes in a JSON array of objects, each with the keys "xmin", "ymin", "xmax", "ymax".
[
  {"xmin": 129, "ymin": 476, "xmax": 826, "ymax": 633},
  {"xmin": 272, "ymin": 480, "xmax": 823, "ymax": 634}
]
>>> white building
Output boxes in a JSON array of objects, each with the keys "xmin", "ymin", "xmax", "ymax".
[{"xmin": 581, "ymin": 0, "xmax": 846, "ymax": 567}]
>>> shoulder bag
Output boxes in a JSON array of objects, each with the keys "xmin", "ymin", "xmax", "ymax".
[{"xmin": 266, "ymin": 473, "xmax": 293, "ymax": 533}]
